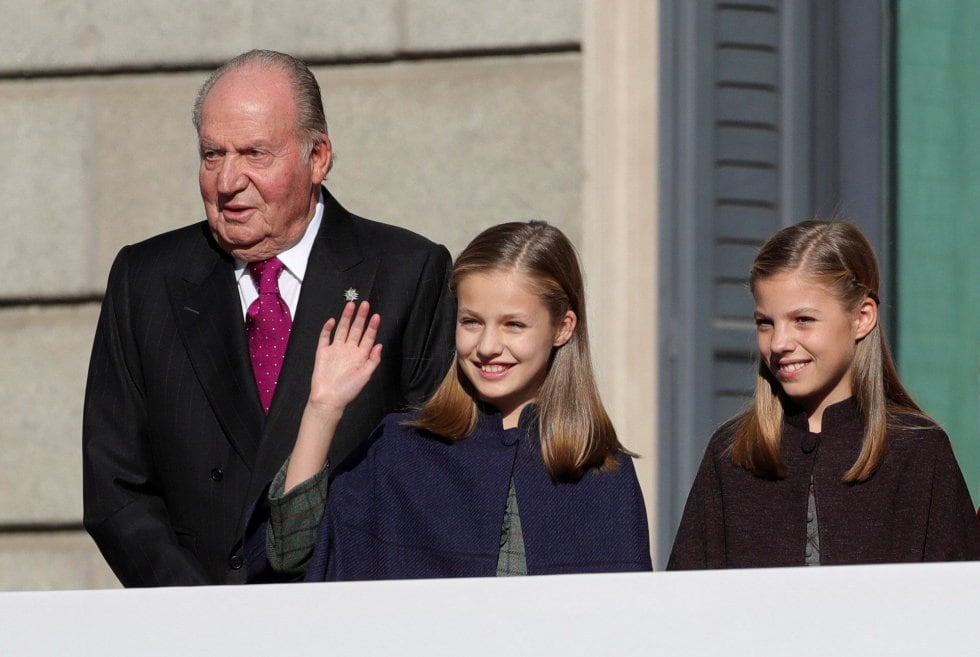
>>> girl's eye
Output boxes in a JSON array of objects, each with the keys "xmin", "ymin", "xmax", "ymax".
[
  {"xmin": 754, "ymin": 318, "xmax": 772, "ymax": 329},
  {"xmin": 506, "ymin": 322, "xmax": 526, "ymax": 329},
  {"xmin": 458, "ymin": 317, "xmax": 478, "ymax": 326},
  {"xmin": 796, "ymin": 316, "xmax": 815, "ymax": 325}
]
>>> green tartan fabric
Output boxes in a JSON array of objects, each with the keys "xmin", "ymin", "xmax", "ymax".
[
  {"xmin": 496, "ymin": 478, "xmax": 528, "ymax": 576},
  {"xmin": 267, "ymin": 464, "xmax": 529, "ymax": 577},
  {"xmin": 805, "ymin": 474, "xmax": 821, "ymax": 566},
  {"xmin": 266, "ymin": 457, "xmax": 329, "ymax": 576}
]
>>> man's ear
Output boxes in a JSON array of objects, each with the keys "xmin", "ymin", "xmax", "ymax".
[
  {"xmin": 553, "ymin": 311, "xmax": 577, "ymax": 347},
  {"xmin": 854, "ymin": 297, "xmax": 878, "ymax": 340},
  {"xmin": 311, "ymin": 133, "xmax": 332, "ymax": 182}
]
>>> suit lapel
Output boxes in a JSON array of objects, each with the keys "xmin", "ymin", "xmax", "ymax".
[
  {"xmin": 167, "ymin": 235, "xmax": 264, "ymax": 466},
  {"xmin": 252, "ymin": 191, "xmax": 380, "ymax": 488}
]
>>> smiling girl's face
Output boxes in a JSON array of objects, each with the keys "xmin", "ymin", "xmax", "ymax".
[
  {"xmin": 454, "ymin": 270, "xmax": 575, "ymax": 429},
  {"xmin": 753, "ymin": 269, "xmax": 876, "ymax": 430}
]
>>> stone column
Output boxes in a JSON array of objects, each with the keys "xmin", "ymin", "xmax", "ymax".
[{"xmin": 581, "ymin": 1, "xmax": 661, "ymax": 559}]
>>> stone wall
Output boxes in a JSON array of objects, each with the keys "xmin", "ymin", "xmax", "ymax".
[{"xmin": 0, "ymin": 0, "xmax": 583, "ymax": 590}]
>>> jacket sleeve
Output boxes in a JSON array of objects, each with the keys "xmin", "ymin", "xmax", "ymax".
[
  {"xmin": 923, "ymin": 433, "xmax": 980, "ymax": 561},
  {"xmin": 666, "ymin": 435, "xmax": 727, "ymax": 570},
  {"xmin": 398, "ymin": 243, "xmax": 455, "ymax": 406},
  {"xmin": 82, "ymin": 248, "xmax": 210, "ymax": 586},
  {"xmin": 261, "ymin": 458, "xmax": 329, "ymax": 578}
]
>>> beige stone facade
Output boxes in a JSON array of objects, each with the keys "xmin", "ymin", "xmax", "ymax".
[{"xmin": 0, "ymin": 0, "xmax": 660, "ymax": 590}]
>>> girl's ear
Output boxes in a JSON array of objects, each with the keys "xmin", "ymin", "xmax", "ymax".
[
  {"xmin": 553, "ymin": 310, "xmax": 577, "ymax": 347},
  {"xmin": 854, "ymin": 297, "xmax": 878, "ymax": 340}
]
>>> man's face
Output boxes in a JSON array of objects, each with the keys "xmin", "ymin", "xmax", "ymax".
[{"xmin": 197, "ymin": 65, "xmax": 331, "ymax": 262}]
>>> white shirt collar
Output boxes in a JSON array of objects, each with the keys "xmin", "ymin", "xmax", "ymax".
[{"xmin": 234, "ymin": 189, "xmax": 324, "ymax": 282}]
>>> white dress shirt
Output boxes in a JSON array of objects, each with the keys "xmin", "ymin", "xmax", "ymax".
[{"xmin": 234, "ymin": 193, "xmax": 324, "ymax": 320}]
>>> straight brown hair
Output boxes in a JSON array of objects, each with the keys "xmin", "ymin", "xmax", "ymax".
[
  {"xmin": 731, "ymin": 220, "xmax": 928, "ymax": 482},
  {"xmin": 411, "ymin": 221, "xmax": 623, "ymax": 480}
]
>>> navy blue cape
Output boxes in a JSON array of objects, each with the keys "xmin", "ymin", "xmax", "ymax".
[{"xmin": 247, "ymin": 407, "xmax": 651, "ymax": 581}]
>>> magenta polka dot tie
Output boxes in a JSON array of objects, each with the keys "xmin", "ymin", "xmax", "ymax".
[{"xmin": 246, "ymin": 258, "xmax": 292, "ymax": 414}]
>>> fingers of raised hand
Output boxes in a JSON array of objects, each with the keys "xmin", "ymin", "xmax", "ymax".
[
  {"xmin": 313, "ymin": 302, "xmax": 382, "ymax": 381},
  {"xmin": 365, "ymin": 343, "xmax": 383, "ymax": 372},
  {"xmin": 359, "ymin": 311, "xmax": 381, "ymax": 353},
  {"xmin": 318, "ymin": 317, "xmax": 337, "ymax": 347},
  {"xmin": 331, "ymin": 301, "xmax": 357, "ymax": 344},
  {"xmin": 330, "ymin": 301, "xmax": 380, "ymax": 349},
  {"xmin": 345, "ymin": 300, "xmax": 371, "ymax": 346}
]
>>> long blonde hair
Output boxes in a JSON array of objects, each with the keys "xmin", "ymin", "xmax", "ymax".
[
  {"xmin": 411, "ymin": 221, "xmax": 622, "ymax": 481},
  {"xmin": 731, "ymin": 220, "xmax": 927, "ymax": 482}
]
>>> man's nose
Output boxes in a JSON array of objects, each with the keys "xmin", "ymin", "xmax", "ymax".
[{"xmin": 216, "ymin": 156, "xmax": 248, "ymax": 195}]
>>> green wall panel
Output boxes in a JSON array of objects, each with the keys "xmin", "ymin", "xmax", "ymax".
[{"xmin": 896, "ymin": 0, "xmax": 980, "ymax": 505}]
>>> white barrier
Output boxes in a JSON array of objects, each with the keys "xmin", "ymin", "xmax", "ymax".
[{"xmin": 2, "ymin": 562, "xmax": 977, "ymax": 656}]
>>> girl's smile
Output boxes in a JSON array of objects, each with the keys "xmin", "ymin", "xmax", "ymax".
[
  {"xmin": 773, "ymin": 359, "xmax": 810, "ymax": 381},
  {"xmin": 455, "ymin": 270, "xmax": 575, "ymax": 429},
  {"xmin": 753, "ymin": 270, "xmax": 876, "ymax": 431},
  {"xmin": 476, "ymin": 362, "xmax": 512, "ymax": 378}
]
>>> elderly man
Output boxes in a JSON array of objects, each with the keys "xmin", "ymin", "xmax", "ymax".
[{"xmin": 83, "ymin": 50, "xmax": 455, "ymax": 586}]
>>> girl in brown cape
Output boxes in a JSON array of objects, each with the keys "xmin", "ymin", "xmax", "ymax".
[{"xmin": 668, "ymin": 220, "xmax": 979, "ymax": 568}]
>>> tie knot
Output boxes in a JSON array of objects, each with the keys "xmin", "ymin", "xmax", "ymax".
[{"xmin": 248, "ymin": 258, "xmax": 286, "ymax": 295}]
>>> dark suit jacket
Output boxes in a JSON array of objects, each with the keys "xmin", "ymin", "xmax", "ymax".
[{"xmin": 83, "ymin": 188, "xmax": 455, "ymax": 586}]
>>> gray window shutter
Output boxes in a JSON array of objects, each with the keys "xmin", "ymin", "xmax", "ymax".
[{"xmin": 656, "ymin": 0, "xmax": 887, "ymax": 566}]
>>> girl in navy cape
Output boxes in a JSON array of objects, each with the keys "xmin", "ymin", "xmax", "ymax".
[
  {"xmin": 668, "ymin": 220, "xmax": 980, "ymax": 569},
  {"xmin": 247, "ymin": 221, "xmax": 651, "ymax": 581}
]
